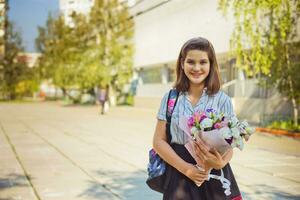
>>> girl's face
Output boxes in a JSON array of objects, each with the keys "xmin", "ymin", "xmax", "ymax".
[{"xmin": 182, "ymin": 50, "xmax": 210, "ymax": 86}]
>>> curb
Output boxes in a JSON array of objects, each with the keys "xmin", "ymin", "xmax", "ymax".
[{"xmin": 255, "ymin": 127, "xmax": 300, "ymax": 139}]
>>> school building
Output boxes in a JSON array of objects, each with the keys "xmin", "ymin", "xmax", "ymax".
[
  {"xmin": 130, "ymin": 0, "xmax": 294, "ymax": 124},
  {"xmin": 55, "ymin": 0, "xmax": 294, "ymax": 124}
]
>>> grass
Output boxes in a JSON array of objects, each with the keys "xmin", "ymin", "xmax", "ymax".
[{"xmin": 0, "ymin": 98, "xmax": 39, "ymax": 104}]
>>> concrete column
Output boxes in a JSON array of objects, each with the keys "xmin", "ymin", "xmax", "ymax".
[
  {"xmin": 161, "ymin": 65, "xmax": 169, "ymax": 84},
  {"xmin": 238, "ymin": 68, "xmax": 246, "ymax": 97}
]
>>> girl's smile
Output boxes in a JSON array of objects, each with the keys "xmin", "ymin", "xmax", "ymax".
[{"xmin": 191, "ymin": 72, "xmax": 205, "ymax": 78}]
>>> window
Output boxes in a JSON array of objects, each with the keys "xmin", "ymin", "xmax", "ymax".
[{"xmin": 139, "ymin": 67, "xmax": 161, "ymax": 84}]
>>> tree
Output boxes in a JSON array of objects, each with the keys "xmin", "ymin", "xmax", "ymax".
[
  {"xmin": 36, "ymin": 14, "xmax": 79, "ymax": 99},
  {"xmin": 88, "ymin": 0, "xmax": 134, "ymax": 94},
  {"xmin": 0, "ymin": 21, "xmax": 37, "ymax": 100},
  {"xmin": 36, "ymin": 0, "xmax": 134, "ymax": 103},
  {"xmin": 219, "ymin": 0, "xmax": 300, "ymax": 126}
]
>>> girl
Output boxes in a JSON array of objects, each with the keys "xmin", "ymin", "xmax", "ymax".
[{"xmin": 152, "ymin": 37, "xmax": 242, "ymax": 200}]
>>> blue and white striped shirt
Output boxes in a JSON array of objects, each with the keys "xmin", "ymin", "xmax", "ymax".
[{"xmin": 157, "ymin": 88, "xmax": 236, "ymax": 145}]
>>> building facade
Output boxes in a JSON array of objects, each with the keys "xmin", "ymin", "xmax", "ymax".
[
  {"xmin": 130, "ymin": 0, "xmax": 294, "ymax": 124},
  {"xmin": 18, "ymin": 53, "xmax": 41, "ymax": 68},
  {"xmin": 130, "ymin": 0, "xmax": 240, "ymax": 97}
]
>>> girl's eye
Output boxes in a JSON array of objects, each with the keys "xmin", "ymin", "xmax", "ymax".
[
  {"xmin": 200, "ymin": 61, "xmax": 207, "ymax": 64},
  {"xmin": 187, "ymin": 60, "xmax": 195, "ymax": 64}
]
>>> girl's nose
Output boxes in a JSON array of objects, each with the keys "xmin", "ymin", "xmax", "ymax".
[{"xmin": 193, "ymin": 63, "xmax": 201, "ymax": 71}]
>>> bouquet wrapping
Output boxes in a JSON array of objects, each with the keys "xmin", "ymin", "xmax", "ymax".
[{"xmin": 178, "ymin": 109, "xmax": 255, "ymax": 195}]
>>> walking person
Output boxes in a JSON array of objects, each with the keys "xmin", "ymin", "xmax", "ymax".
[
  {"xmin": 152, "ymin": 37, "xmax": 242, "ymax": 200},
  {"xmin": 97, "ymin": 84, "xmax": 109, "ymax": 115}
]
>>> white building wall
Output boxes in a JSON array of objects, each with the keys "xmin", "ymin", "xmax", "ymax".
[{"xmin": 132, "ymin": 0, "xmax": 235, "ymax": 68}]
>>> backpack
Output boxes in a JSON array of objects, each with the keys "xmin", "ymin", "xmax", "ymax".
[{"xmin": 146, "ymin": 89, "xmax": 179, "ymax": 193}]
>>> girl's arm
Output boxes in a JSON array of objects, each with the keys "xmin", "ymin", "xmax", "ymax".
[{"xmin": 153, "ymin": 120, "xmax": 208, "ymax": 184}]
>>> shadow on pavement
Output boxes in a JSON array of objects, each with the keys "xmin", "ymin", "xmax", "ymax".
[
  {"xmin": 0, "ymin": 173, "xmax": 30, "ymax": 200},
  {"xmin": 78, "ymin": 169, "xmax": 300, "ymax": 200},
  {"xmin": 78, "ymin": 169, "xmax": 161, "ymax": 200},
  {"xmin": 241, "ymin": 184, "xmax": 300, "ymax": 199},
  {"xmin": 0, "ymin": 173, "xmax": 29, "ymax": 190}
]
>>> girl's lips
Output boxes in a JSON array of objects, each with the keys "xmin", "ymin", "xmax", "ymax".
[{"xmin": 191, "ymin": 73, "xmax": 204, "ymax": 77}]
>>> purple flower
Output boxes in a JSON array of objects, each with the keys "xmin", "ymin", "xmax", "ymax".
[
  {"xmin": 199, "ymin": 112, "xmax": 207, "ymax": 122},
  {"xmin": 206, "ymin": 108, "xmax": 214, "ymax": 113}
]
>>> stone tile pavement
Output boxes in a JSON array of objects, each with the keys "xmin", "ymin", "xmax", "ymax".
[{"xmin": 0, "ymin": 102, "xmax": 299, "ymax": 200}]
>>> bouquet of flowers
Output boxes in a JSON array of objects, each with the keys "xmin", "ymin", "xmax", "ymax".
[{"xmin": 179, "ymin": 108, "xmax": 255, "ymax": 192}]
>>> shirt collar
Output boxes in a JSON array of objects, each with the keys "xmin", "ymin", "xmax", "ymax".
[{"xmin": 182, "ymin": 87, "xmax": 208, "ymax": 97}]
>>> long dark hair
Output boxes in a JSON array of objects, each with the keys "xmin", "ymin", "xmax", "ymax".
[{"xmin": 174, "ymin": 37, "xmax": 221, "ymax": 95}]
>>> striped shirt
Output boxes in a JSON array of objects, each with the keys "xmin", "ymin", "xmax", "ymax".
[{"xmin": 157, "ymin": 88, "xmax": 236, "ymax": 145}]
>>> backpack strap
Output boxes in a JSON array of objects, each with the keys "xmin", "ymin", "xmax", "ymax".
[{"xmin": 165, "ymin": 89, "xmax": 179, "ymax": 143}]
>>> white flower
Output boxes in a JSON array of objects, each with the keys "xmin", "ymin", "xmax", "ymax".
[
  {"xmin": 230, "ymin": 116, "xmax": 239, "ymax": 127},
  {"xmin": 240, "ymin": 121, "xmax": 249, "ymax": 127},
  {"xmin": 231, "ymin": 127, "xmax": 240, "ymax": 138},
  {"xmin": 239, "ymin": 127, "xmax": 247, "ymax": 135},
  {"xmin": 231, "ymin": 136, "xmax": 244, "ymax": 150},
  {"xmin": 219, "ymin": 127, "xmax": 232, "ymax": 139},
  {"xmin": 245, "ymin": 126, "xmax": 255, "ymax": 135},
  {"xmin": 238, "ymin": 120, "xmax": 255, "ymax": 136},
  {"xmin": 191, "ymin": 127, "xmax": 199, "ymax": 138},
  {"xmin": 214, "ymin": 113, "xmax": 224, "ymax": 123},
  {"xmin": 200, "ymin": 118, "xmax": 213, "ymax": 129}
]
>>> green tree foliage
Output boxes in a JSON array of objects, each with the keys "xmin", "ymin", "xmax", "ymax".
[
  {"xmin": 0, "ymin": 22, "xmax": 38, "ymax": 100},
  {"xmin": 36, "ymin": 14, "xmax": 79, "ymax": 99},
  {"xmin": 36, "ymin": 0, "xmax": 134, "ymax": 102},
  {"xmin": 89, "ymin": 0, "xmax": 134, "ymax": 93},
  {"xmin": 219, "ymin": 0, "xmax": 300, "ymax": 126}
]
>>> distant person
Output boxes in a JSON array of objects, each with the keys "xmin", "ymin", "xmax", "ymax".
[{"xmin": 97, "ymin": 85, "xmax": 109, "ymax": 115}]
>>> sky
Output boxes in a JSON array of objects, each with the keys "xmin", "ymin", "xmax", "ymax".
[{"xmin": 8, "ymin": 0, "xmax": 59, "ymax": 53}]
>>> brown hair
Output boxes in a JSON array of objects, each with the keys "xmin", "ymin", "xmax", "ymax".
[{"xmin": 174, "ymin": 37, "xmax": 221, "ymax": 96}]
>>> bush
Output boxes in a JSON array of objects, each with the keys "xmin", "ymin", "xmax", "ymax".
[
  {"xmin": 267, "ymin": 119, "xmax": 300, "ymax": 132},
  {"xmin": 15, "ymin": 80, "xmax": 39, "ymax": 98},
  {"xmin": 117, "ymin": 93, "xmax": 134, "ymax": 106}
]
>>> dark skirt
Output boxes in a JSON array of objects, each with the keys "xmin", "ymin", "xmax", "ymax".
[{"xmin": 163, "ymin": 143, "xmax": 242, "ymax": 200}]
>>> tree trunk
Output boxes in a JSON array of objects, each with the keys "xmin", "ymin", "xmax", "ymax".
[
  {"xmin": 285, "ymin": 46, "xmax": 298, "ymax": 127},
  {"xmin": 62, "ymin": 87, "xmax": 66, "ymax": 97},
  {"xmin": 291, "ymin": 97, "xmax": 298, "ymax": 127}
]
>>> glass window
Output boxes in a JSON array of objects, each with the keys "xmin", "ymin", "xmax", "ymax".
[{"xmin": 139, "ymin": 67, "xmax": 161, "ymax": 84}]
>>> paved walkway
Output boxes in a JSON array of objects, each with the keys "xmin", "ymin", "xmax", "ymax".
[{"xmin": 0, "ymin": 102, "xmax": 299, "ymax": 200}]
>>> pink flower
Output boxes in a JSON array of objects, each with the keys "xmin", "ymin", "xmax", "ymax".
[
  {"xmin": 214, "ymin": 122, "xmax": 222, "ymax": 129},
  {"xmin": 221, "ymin": 118, "xmax": 229, "ymax": 127},
  {"xmin": 192, "ymin": 113, "xmax": 198, "ymax": 123},
  {"xmin": 188, "ymin": 117, "xmax": 195, "ymax": 128},
  {"xmin": 199, "ymin": 112, "xmax": 207, "ymax": 122}
]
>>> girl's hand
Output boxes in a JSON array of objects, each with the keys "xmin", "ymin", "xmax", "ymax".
[
  {"xmin": 184, "ymin": 163, "xmax": 208, "ymax": 186},
  {"xmin": 194, "ymin": 140, "xmax": 226, "ymax": 170}
]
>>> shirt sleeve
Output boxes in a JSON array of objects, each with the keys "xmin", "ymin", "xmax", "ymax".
[
  {"xmin": 156, "ymin": 92, "xmax": 169, "ymax": 121},
  {"xmin": 220, "ymin": 94, "xmax": 236, "ymax": 117}
]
